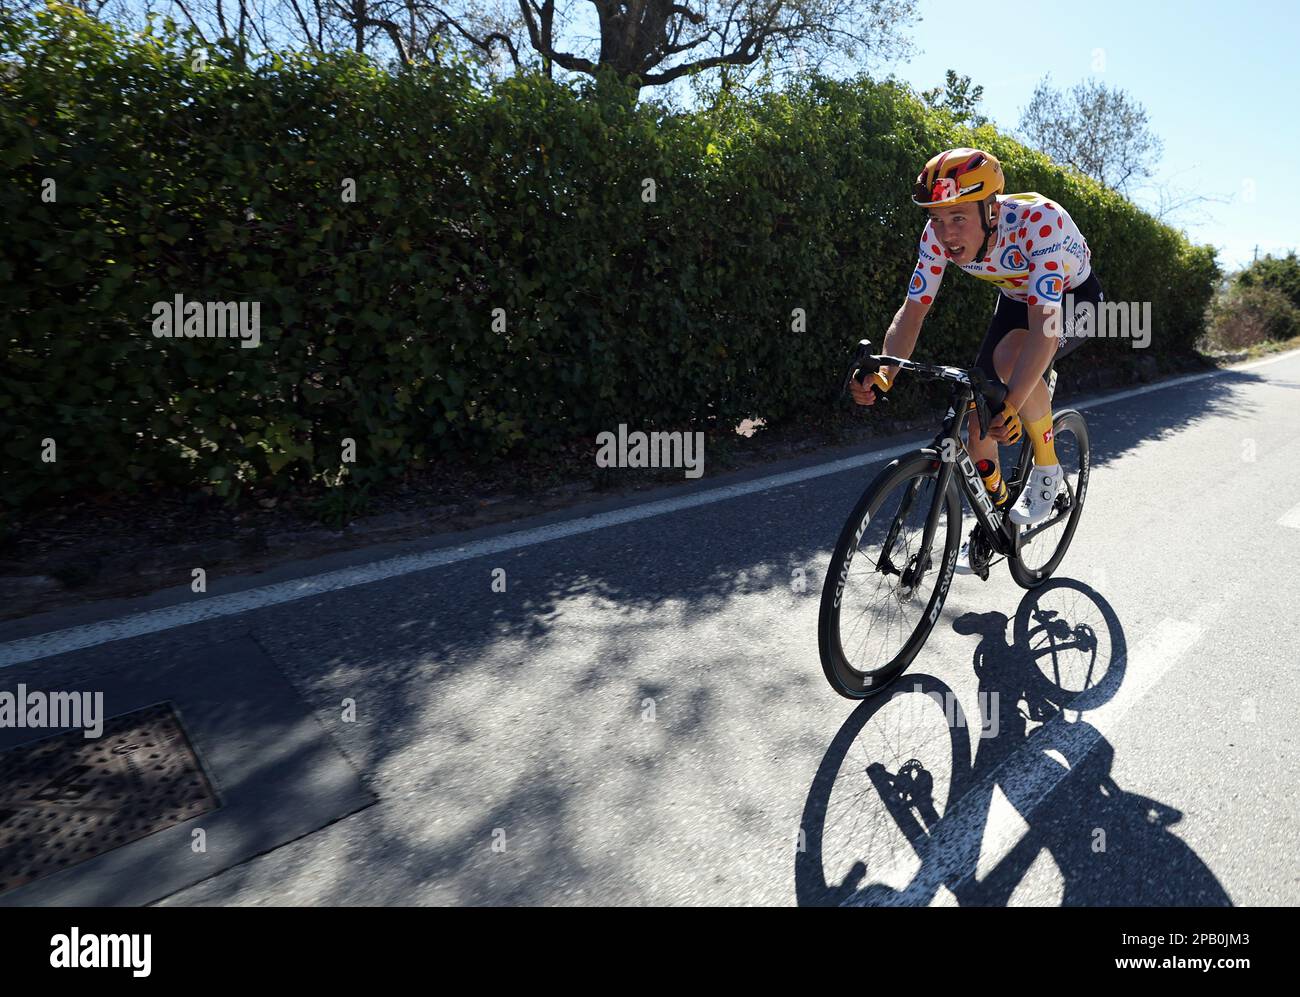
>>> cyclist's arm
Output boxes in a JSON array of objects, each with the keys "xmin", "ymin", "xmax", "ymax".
[
  {"xmin": 879, "ymin": 297, "xmax": 931, "ymax": 382},
  {"xmin": 888, "ymin": 221, "xmax": 946, "ymax": 383}
]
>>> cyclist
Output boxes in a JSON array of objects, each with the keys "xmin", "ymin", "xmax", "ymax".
[{"xmin": 849, "ymin": 147, "xmax": 1104, "ymax": 573}]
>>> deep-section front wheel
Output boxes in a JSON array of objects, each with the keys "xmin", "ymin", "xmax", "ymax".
[
  {"xmin": 819, "ymin": 453, "xmax": 962, "ymax": 698},
  {"xmin": 1008, "ymin": 409, "xmax": 1090, "ymax": 589}
]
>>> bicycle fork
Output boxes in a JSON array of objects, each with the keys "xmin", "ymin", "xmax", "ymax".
[
  {"xmin": 876, "ymin": 477, "xmax": 923, "ymax": 577},
  {"xmin": 874, "ymin": 459, "xmax": 949, "ymax": 593}
]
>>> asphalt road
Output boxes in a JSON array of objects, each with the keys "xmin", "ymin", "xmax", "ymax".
[{"xmin": 2, "ymin": 350, "xmax": 1298, "ymax": 906}]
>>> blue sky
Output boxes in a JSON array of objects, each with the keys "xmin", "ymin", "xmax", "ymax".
[{"xmin": 883, "ymin": 0, "xmax": 1296, "ymax": 270}]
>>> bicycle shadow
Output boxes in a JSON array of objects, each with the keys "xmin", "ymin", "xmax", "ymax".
[{"xmin": 795, "ymin": 579, "xmax": 1231, "ymax": 907}]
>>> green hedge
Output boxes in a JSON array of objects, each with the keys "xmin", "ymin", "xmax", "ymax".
[
  {"xmin": 1236, "ymin": 251, "xmax": 1300, "ymax": 310},
  {"xmin": 1, "ymin": 6, "xmax": 1220, "ymax": 512}
]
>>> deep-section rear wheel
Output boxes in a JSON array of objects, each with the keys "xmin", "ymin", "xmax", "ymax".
[{"xmin": 1008, "ymin": 409, "xmax": 1090, "ymax": 589}]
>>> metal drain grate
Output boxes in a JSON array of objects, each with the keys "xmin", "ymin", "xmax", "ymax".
[{"xmin": 0, "ymin": 701, "xmax": 219, "ymax": 894}]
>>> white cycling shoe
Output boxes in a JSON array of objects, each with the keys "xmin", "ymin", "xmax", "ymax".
[
  {"xmin": 1009, "ymin": 463, "xmax": 1062, "ymax": 526},
  {"xmin": 954, "ymin": 533, "xmax": 977, "ymax": 575},
  {"xmin": 954, "ymin": 524, "xmax": 987, "ymax": 576}
]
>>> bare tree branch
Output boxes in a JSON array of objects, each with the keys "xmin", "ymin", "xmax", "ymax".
[
  {"xmin": 37, "ymin": 0, "xmax": 916, "ymax": 95},
  {"xmin": 1018, "ymin": 75, "xmax": 1163, "ymax": 195}
]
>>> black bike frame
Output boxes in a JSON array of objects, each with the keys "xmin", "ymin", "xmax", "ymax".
[
  {"xmin": 915, "ymin": 370, "xmax": 1069, "ymax": 561},
  {"xmin": 925, "ymin": 383, "xmax": 1026, "ymax": 558},
  {"xmin": 852, "ymin": 342, "xmax": 1068, "ymax": 575}
]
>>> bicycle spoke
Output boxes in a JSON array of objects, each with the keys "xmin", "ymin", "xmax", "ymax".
[{"xmin": 835, "ymin": 474, "xmax": 946, "ymax": 679}]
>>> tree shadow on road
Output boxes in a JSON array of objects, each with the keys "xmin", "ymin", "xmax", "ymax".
[{"xmin": 28, "ymin": 362, "xmax": 1277, "ymax": 905}]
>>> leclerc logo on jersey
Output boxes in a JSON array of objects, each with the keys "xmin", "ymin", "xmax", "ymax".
[
  {"xmin": 1034, "ymin": 273, "xmax": 1063, "ymax": 301},
  {"xmin": 910, "ymin": 270, "xmax": 926, "ymax": 294},
  {"xmin": 999, "ymin": 246, "xmax": 1028, "ymax": 270}
]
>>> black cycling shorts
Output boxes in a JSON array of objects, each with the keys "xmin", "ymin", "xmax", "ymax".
[{"xmin": 973, "ymin": 270, "xmax": 1104, "ymax": 384}]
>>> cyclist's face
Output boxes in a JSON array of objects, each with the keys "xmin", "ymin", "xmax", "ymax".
[{"xmin": 927, "ymin": 203, "xmax": 989, "ymax": 264}]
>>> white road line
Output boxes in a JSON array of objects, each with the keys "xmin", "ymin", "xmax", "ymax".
[
  {"xmin": 0, "ymin": 443, "xmax": 922, "ymax": 669},
  {"xmin": 1278, "ymin": 501, "xmax": 1300, "ymax": 530},
  {"xmin": 841, "ymin": 591, "xmax": 1234, "ymax": 908},
  {"xmin": 1067, "ymin": 347, "xmax": 1300, "ymax": 414},
  {"xmin": 2, "ymin": 350, "xmax": 1297, "ymax": 668}
]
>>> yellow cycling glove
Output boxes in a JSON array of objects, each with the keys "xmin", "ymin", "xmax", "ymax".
[
  {"xmin": 862, "ymin": 370, "xmax": 892, "ymax": 398},
  {"xmin": 971, "ymin": 398, "xmax": 1023, "ymax": 443},
  {"xmin": 996, "ymin": 401, "xmax": 1023, "ymax": 443}
]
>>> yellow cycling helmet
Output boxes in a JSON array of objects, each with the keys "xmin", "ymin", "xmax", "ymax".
[{"xmin": 911, "ymin": 148, "xmax": 1004, "ymax": 207}]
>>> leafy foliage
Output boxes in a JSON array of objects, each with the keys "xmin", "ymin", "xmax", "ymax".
[
  {"xmin": 921, "ymin": 69, "xmax": 987, "ymax": 127},
  {"xmin": 0, "ymin": 6, "xmax": 1219, "ymax": 514},
  {"xmin": 1236, "ymin": 251, "xmax": 1300, "ymax": 310}
]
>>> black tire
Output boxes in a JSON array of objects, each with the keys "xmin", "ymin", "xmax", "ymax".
[
  {"xmin": 1008, "ymin": 409, "xmax": 1090, "ymax": 589},
  {"xmin": 819, "ymin": 452, "xmax": 962, "ymax": 698}
]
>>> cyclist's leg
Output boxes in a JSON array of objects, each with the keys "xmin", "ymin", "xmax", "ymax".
[
  {"xmin": 1014, "ymin": 272, "xmax": 1102, "ymax": 433},
  {"xmin": 968, "ymin": 293, "xmax": 1024, "ymax": 472},
  {"xmin": 994, "ymin": 331, "xmax": 1049, "ymax": 423},
  {"xmin": 998, "ymin": 272, "xmax": 1104, "ymax": 455},
  {"xmin": 1051, "ymin": 271, "xmax": 1102, "ymax": 375}
]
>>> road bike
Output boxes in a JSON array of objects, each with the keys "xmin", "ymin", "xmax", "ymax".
[{"xmin": 818, "ymin": 340, "xmax": 1090, "ymax": 699}]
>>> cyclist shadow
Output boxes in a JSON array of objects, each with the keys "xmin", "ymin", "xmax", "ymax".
[{"xmin": 796, "ymin": 579, "xmax": 1231, "ymax": 907}]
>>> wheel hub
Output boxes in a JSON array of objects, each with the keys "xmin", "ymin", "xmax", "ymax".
[{"xmin": 898, "ymin": 551, "xmax": 932, "ymax": 597}]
